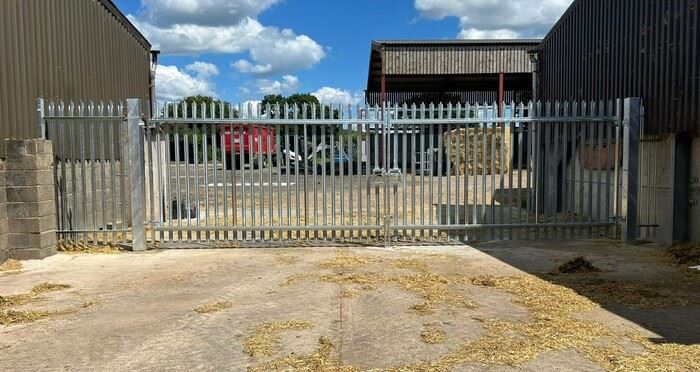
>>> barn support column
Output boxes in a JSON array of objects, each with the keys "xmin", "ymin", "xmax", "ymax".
[
  {"xmin": 670, "ymin": 133, "xmax": 691, "ymax": 243},
  {"xmin": 498, "ymin": 72, "xmax": 504, "ymax": 115},
  {"xmin": 621, "ymin": 97, "xmax": 642, "ymax": 244}
]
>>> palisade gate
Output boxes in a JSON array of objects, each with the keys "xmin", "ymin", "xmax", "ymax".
[{"xmin": 38, "ymin": 97, "xmax": 644, "ymax": 250}]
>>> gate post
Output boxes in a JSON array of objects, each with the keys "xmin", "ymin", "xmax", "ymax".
[
  {"xmin": 621, "ymin": 97, "xmax": 641, "ymax": 244},
  {"xmin": 127, "ymin": 99, "xmax": 147, "ymax": 251}
]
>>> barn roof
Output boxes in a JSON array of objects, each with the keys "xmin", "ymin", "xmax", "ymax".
[{"xmin": 366, "ymin": 39, "xmax": 540, "ymax": 92}]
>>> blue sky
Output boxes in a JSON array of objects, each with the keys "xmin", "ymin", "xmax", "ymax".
[{"xmin": 113, "ymin": 0, "xmax": 572, "ymax": 104}]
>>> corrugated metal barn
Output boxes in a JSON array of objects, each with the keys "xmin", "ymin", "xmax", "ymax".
[
  {"xmin": 535, "ymin": 0, "xmax": 699, "ymax": 134},
  {"xmin": 0, "ymin": 0, "xmax": 152, "ymax": 154},
  {"xmin": 533, "ymin": 0, "xmax": 700, "ymax": 245},
  {"xmin": 366, "ymin": 40, "xmax": 539, "ymax": 106}
]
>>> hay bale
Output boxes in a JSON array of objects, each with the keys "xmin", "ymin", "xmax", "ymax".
[{"xmin": 444, "ymin": 126, "xmax": 511, "ymax": 176}]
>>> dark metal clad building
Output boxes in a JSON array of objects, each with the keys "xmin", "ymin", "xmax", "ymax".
[
  {"xmin": 366, "ymin": 40, "xmax": 540, "ymax": 106},
  {"xmin": 536, "ymin": 0, "xmax": 699, "ymax": 134},
  {"xmin": 0, "ymin": 0, "xmax": 152, "ymax": 153}
]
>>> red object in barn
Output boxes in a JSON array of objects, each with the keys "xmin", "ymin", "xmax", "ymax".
[{"xmin": 221, "ymin": 125, "xmax": 276, "ymax": 159}]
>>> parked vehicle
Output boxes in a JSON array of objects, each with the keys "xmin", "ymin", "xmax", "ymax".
[
  {"xmin": 220, "ymin": 125, "xmax": 276, "ymax": 169},
  {"xmin": 281, "ymin": 143, "xmax": 353, "ymax": 175},
  {"xmin": 313, "ymin": 144, "xmax": 352, "ymax": 174},
  {"xmin": 280, "ymin": 148, "xmax": 304, "ymax": 174}
]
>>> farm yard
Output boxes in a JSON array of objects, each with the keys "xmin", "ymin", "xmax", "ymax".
[
  {"xmin": 2, "ymin": 0, "xmax": 700, "ymax": 371},
  {"xmin": 1, "ymin": 242, "xmax": 699, "ymax": 371}
]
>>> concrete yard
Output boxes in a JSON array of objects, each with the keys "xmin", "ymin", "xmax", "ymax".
[{"xmin": 1, "ymin": 241, "xmax": 699, "ymax": 371}]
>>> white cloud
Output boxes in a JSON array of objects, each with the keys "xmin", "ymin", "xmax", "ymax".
[
  {"xmin": 239, "ymin": 100, "xmax": 262, "ymax": 118},
  {"xmin": 312, "ymin": 87, "xmax": 363, "ymax": 105},
  {"xmin": 137, "ymin": 0, "xmax": 280, "ymax": 27},
  {"xmin": 415, "ymin": 0, "xmax": 572, "ymax": 39},
  {"xmin": 458, "ymin": 28, "xmax": 520, "ymax": 39},
  {"xmin": 256, "ymin": 75, "xmax": 299, "ymax": 96},
  {"xmin": 234, "ymin": 29, "xmax": 326, "ymax": 75},
  {"xmin": 185, "ymin": 61, "xmax": 219, "ymax": 78},
  {"xmin": 233, "ymin": 60, "xmax": 272, "ymax": 74},
  {"xmin": 129, "ymin": 1, "xmax": 326, "ymax": 76},
  {"xmin": 155, "ymin": 64, "xmax": 217, "ymax": 101}
]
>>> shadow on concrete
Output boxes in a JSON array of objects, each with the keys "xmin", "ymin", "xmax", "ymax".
[{"xmin": 469, "ymin": 240, "xmax": 700, "ymax": 345}]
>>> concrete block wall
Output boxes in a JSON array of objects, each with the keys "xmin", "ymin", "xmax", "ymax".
[
  {"xmin": 4, "ymin": 139, "xmax": 57, "ymax": 259},
  {"xmin": 0, "ymin": 160, "xmax": 8, "ymax": 263}
]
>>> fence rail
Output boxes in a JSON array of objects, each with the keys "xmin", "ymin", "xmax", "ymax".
[
  {"xmin": 39, "ymin": 97, "xmax": 647, "ymax": 247},
  {"xmin": 142, "ymin": 99, "xmax": 625, "ymax": 245}
]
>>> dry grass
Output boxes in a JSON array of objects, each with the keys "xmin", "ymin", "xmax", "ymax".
[
  {"xmin": 420, "ymin": 324, "xmax": 446, "ymax": 344},
  {"xmin": 0, "ymin": 301, "xmax": 96, "ymax": 326},
  {"xmin": 594, "ymin": 335, "xmax": 700, "ymax": 372},
  {"xmin": 58, "ymin": 240, "xmax": 124, "ymax": 254},
  {"xmin": 389, "ymin": 275, "xmax": 606, "ymax": 369},
  {"xmin": 193, "ymin": 301, "xmax": 232, "ymax": 314},
  {"xmin": 340, "ymin": 289, "xmax": 362, "ymax": 299},
  {"xmin": 553, "ymin": 256, "xmax": 601, "ymax": 274},
  {"xmin": 276, "ymin": 258, "xmax": 699, "ymax": 371},
  {"xmin": 244, "ymin": 320, "xmax": 315, "ymax": 358},
  {"xmin": 392, "ymin": 274, "xmax": 699, "ymax": 372},
  {"xmin": 0, "ymin": 283, "xmax": 71, "ymax": 308},
  {"xmin": 249, "ymin": 337, "xmax": 357, "ymax": 372},
  {"xmin": 0, "ymin": 259, "xmax": 22, "ymax": 272},
  {"xmin": 568, "ymin": 279, "xmax": 692, "ymax": 309},
  {"xmin": 667, "ymin": 243, "xmax": 700, "ymax": 266},
  {"xmin": 274, "ymin": 254, "xmax": 299, "ymax": 266},
  {"xmin": 284, "ymin": 267, "xmax": 474, "ymax": 316},
  {"xmin": 392, "ymin": 258, "xmax": 429, "ymax": 272},
  {"xmin": 283, "ymin": 256, "xmax": 477, "ymax": 315},
  {"xmin": 395, "ymin": 273, "xmax": 476, "ymax": 315},
  {"xmin": 316, "ymin": 252, "xmax": 377, "ymax": 270},
  {"xmin": 0, "ymin": 283, "xmax": 79, "ymax": 326},
  {"xmin": 0, "ymin": 309, "xmax": 51, "ymax": 326}
]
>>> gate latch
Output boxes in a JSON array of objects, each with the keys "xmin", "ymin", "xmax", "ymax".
[{"xmin": 368, "ymin": 169, "xmax": 404, "ymax": 187}]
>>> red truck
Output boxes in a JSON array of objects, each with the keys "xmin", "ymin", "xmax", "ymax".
[{"xmin": 221, "ymin": 125, "xmax": 276, "ymax": 169}]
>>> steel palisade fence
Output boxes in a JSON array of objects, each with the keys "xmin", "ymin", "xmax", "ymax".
[{"xmin": 39, "ymin": 97, "xmax": 649, "ymax": 248}]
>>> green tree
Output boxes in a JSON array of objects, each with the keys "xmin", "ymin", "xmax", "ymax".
[
  {"xmin": 164, "ymin": 95, "xmax": 238, "ymax": 119},
  {"xmin": 162, "ymin": 96, "xmax": 237, "ymax": 162},
  {"xmin": 261, "ymin": 93, "xmax": 321, "ymax": 119}
]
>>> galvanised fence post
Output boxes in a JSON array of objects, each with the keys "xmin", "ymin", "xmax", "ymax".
[{"xmin": 127, "ymin": 98, "xmax": 147, "ymax": 251}]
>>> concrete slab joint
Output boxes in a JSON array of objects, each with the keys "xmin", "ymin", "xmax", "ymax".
[{"xmin": 4, "ymin": 138, "xmax": 57, "ymax": 260}]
